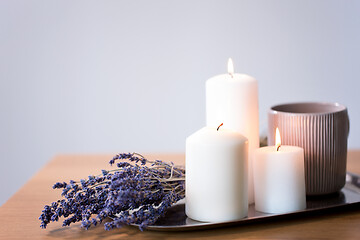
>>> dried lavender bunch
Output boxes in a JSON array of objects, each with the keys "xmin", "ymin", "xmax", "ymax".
[{"xmin": 39, "ymin": 153, "xmax": 185, "ymax": 231}]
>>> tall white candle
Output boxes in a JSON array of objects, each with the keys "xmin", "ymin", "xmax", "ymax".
[
  {"xmin": 185, "ymin": 125, "xmax": 248, "ymax": 222},
  {"xmin": 206, "ymin": 58, "xmax": 259, "ymax": 204},
  {"xmin": 253, "ymin": 128, "xmax": 306, "ymax": 213}
]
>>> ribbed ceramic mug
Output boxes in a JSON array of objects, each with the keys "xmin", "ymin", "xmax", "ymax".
[{"xmin": 268, "ymin": 102, "xmax": 349, "ymax": 196}]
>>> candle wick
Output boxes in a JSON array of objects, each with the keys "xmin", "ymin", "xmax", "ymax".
[
  {"xmin": 217, "ymin": 123, "xmax": 224, "ymax": 131},
  {"xmin": 277, "ymin": 145, "xmax": 281, "ymax": 151},
  {"xmin": 229, "ymin": 73, "xmax": 234, "ymax": 78}
]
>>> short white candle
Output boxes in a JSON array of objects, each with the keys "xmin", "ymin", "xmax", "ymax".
[
  {"xmin": 185, "ymin": 124, "xmax": 248, "ymax": 222},
  {"xmin": 253, "ymin": 128, "xmax": 306, "ymax": 214},
  {"xmin": 206, "ymin": 58, "xmax": 259, "ymax": 204}
]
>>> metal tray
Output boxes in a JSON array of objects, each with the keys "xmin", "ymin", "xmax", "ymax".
[{"xmin": 141, "ymin": 172, "xmax": 360, "ymax": 231}]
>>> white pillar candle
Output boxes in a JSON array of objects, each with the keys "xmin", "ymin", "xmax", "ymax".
[
  {"xmin": 185, "ymin": 125, "xmax": 248, "ymax": 222},
  {"xmin": 206, "ymin": 58, "xmax": 259, "ymax": 204},
  {"xmin": 253, "ymin": 128, "xmax": 306, "ymax": 214}
]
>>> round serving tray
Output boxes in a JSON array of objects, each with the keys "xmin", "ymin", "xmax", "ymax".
[{"xmin": 134, "ymin": 172, "xmax": 360, "ymax": 231}]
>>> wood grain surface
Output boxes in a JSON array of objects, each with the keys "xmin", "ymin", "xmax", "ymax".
[{"xmin": 1, "ymin": 151, "xmax": 360, "ymax": 239}]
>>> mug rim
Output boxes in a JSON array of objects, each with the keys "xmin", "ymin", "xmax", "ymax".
[{"xmin": 269, "ymin": 102, "xmax": 347, "ymax": 115}]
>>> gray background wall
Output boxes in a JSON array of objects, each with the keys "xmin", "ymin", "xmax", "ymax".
[{"xmin": 1, "ymin": 0, "xmax": 359, "ymax": 206}]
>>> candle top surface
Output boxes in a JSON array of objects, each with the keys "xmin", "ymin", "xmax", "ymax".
[
  {"xmin": 187, "ymin": 127, "xmax": 248, "ymax": 145},
  {"xmin": 255, "ymin": 145, "xmax": 304, "ymax": 153},
  {"xmin": 207, "ymin": 73, "xmax": 257, "ymax": 84}
]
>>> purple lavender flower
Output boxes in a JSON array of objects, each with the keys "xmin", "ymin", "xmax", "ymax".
[
  {"xmin": 53, "ymin": 182, "xmax": 67, "ymax": 189},
  {"xmin": 39, "ymin": 152, "xmax": 185, "ymax": 231}
]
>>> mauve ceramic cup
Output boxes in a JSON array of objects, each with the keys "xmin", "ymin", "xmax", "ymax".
[{"xmin": 268, "ymin": 102, "xmax": 349, "ymax": 196}]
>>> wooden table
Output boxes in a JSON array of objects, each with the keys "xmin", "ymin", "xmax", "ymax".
[{"xmin": 1, "ymin": 151, "xmax": 360, "ymax": 239}]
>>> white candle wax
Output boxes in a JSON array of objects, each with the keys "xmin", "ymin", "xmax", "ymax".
[
  {"xmin": 206, "ymin": 59, "xmax": 259, "ymax": 204},
  {"xmin": 253, "ymin": 145, "xmax": 306, "ymax": 214},
  {"xmin": 185, "ymin": 126, "xmax": 248, "ymax": 222}
]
